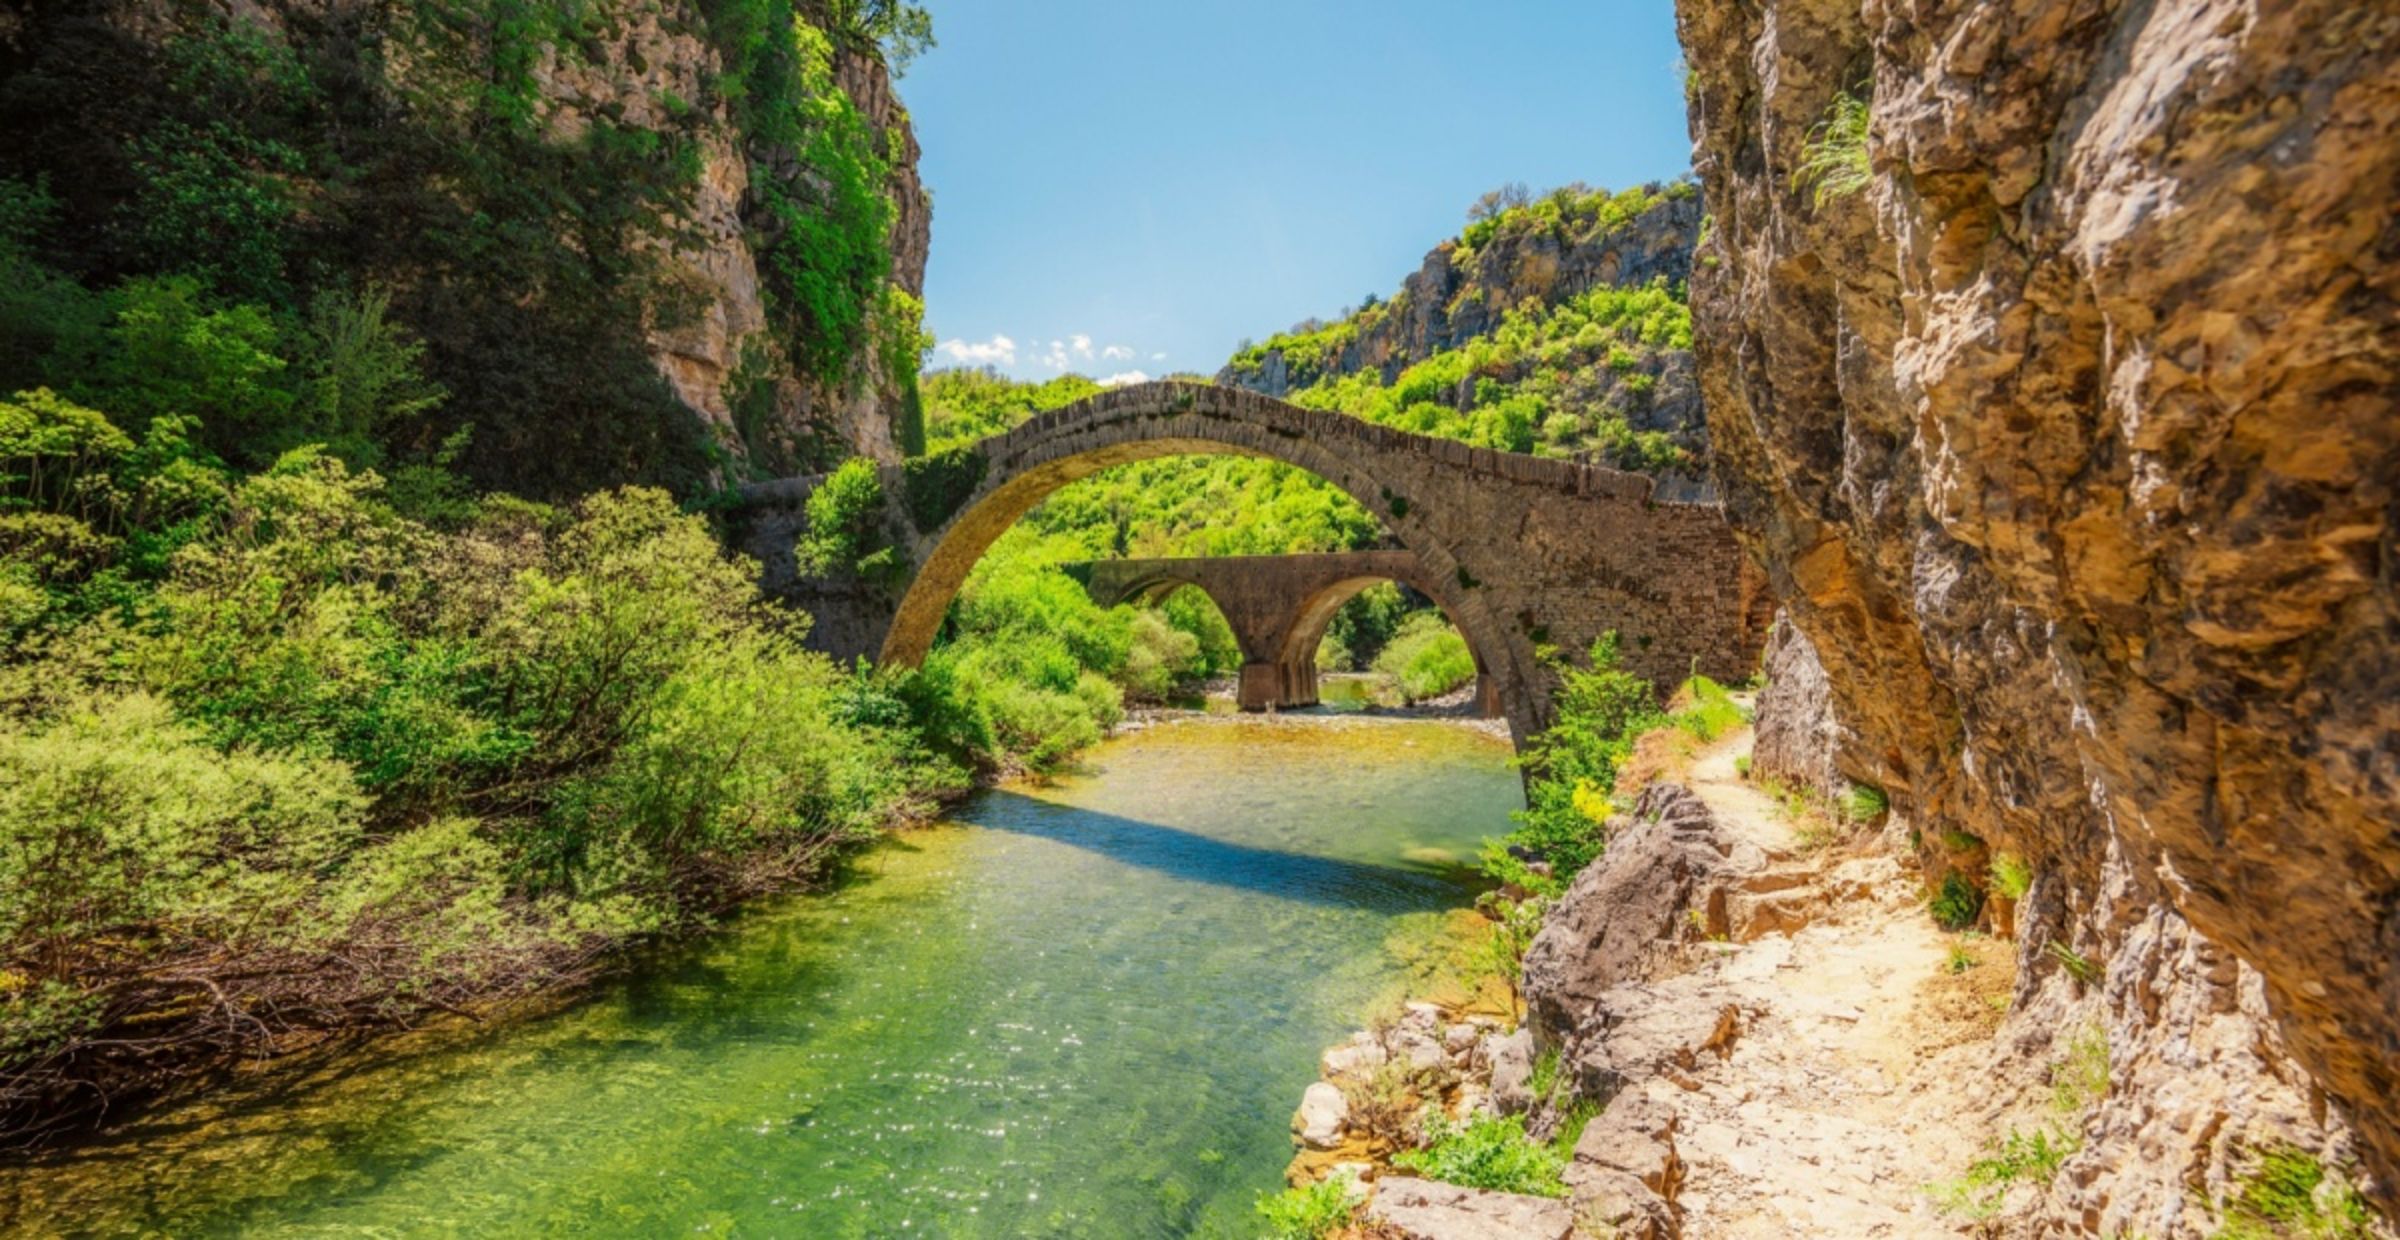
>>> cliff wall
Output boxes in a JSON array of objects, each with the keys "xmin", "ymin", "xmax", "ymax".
[
  {"xmin": 0, "ymin": 0, "xmax": 926, "ymax": 495},
  {"xmin": 1678, "ymin": 0, "xmax": 2398, "ymax": 1222}
]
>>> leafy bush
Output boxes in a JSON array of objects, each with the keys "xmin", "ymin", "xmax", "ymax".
[
  {"xmin": 1393, "ymin": 1112, "xmax": 1574, "ymax": 1198},
  {"xmin": 1929, "ymin": 870, "xmax": 1984, "ymax": 931},
  {"xmin": 1373, "ymin": 611, "xmax": 1477, "ymax": 701},
  {"xmin": 1484, "ymin": 635, "xmax": 1665, "ymax": 894},
  {"xmin": 0, "ymin": 402, "xmax": 966, "ymax": 1141},
  {"xmin": 794, "ymin": 457, "xmax": 900, "ymax": 581},
  {"xmin": 1254, "ymin": 1174, "xmax": 1359, "ymax": 1240}
]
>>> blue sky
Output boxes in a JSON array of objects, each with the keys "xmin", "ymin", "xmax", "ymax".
[{"xmin": 901, "ymin": 1, "xmax": 1692, "ymax": 384}]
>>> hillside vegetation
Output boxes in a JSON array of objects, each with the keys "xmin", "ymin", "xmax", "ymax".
[{"xmin": 0, "ymin": 0, "xmax": 931, "ymax": 498}]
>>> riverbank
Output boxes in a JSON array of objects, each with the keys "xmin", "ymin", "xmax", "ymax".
[
  {"xmin": 1270, "ymin": 722, "xmax": 2031, "ymax": 1238},
  {"xmin": 2, "ymin": 713, "xmax": 1522, "ymax": 1236}
]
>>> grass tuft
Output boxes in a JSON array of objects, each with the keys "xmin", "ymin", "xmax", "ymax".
[
  {"xmin": 1794, "ymin": 92, "xmax": 1873, "ymax": 206},
  {"xmin": 2212, "ymin": 1145, "xmax": 2378, "ymax": 1240}
]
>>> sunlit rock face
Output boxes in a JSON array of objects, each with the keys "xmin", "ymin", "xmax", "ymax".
[{"xmin": 1678, "ymin": 0, "xmax": 2398, "ymax": 1219}]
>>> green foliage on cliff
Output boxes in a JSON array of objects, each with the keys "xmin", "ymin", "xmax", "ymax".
[
  {"xmin": 2211, "ymin": 1146, "xmax": 2377, "ymax": 1240},
  {"xmin": 1796, "ymin": 92, "xmax": 1873, "ymax": 207},
  {"xmin": 1231, "ymin": 278, "xmax": 1695, "ymax": 473},
  {"xmin": 1458, "ymin": 179, "xmax": 1692, "ymax": 255},
  {"xmin": 0, "ymin": 1, "xmax": 923, "ymax": 497},
  {"xmin": 706, "ymin": 3, "xmax": 901, "ymax": 389}
]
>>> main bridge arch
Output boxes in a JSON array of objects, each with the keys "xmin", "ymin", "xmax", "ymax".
[
  {"xmin": 1075, "ymin": 551, "xmax": 1502, "ymax": 716},
  {"xmin": 731, "ymin": 381, "xmax": 1769, "ymax": 746}
]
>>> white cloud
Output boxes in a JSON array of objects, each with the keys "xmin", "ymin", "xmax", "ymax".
[
  {"xmin": 1037, "ymin": 339, "xmax": 1072, "ymax": 370},
  {"xmin": 1151, "ymin": 352, "xmax": 1168, "ymax": 362},
  {"xmin": 937, "ymin": 334, "xmax": 1016, "ymax": 366},
  {"xmin": 1070, "ymin": 333, "xmax": 1095, "ymax": 360},
  {"xmin": 1100, "ymin": 344, "xmax": 1135, "ymax": 361},
  {"xmin": 1098, "ymin": 369, "xmax": 1152, "ymax": 387}
]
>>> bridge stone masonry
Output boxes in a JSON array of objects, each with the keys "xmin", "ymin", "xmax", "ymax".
[
  {"xmin": 1071, "ymin": 551, "xmax": 1504, "ymax": 716},
  {"xmin": 730, "ymin": 380, "xmax": 1772, "ymax": 747}
]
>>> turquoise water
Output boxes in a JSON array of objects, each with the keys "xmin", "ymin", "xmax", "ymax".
[{"xmin": 3, "ymin": 715, "xmax": 1518, "ymax": 1238}]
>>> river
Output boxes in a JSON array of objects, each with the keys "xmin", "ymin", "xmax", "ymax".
[{"xmin": 2, "ymin": 713, "xmax": 1518, "ymax": 1238}]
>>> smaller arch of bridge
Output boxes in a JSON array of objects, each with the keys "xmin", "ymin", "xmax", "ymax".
[
  {"xmin": 1272, "ymin": 573, "xmax": 1498, "ymax": 718},
  {"xmin": 1073, "ymin": 552, "xmax": 1500, "ymax": 717}
]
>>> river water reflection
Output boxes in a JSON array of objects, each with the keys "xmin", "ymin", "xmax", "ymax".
[{"xmin": 3, "ymin": 714, "xmax": 1519, "ymax": 1238}]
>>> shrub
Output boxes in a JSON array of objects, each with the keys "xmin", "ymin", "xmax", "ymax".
[
  {"xmin": 1254, "ymin": 1175, "xmax": 1358, "ymax": 1240},
  {"xmin": 1338, "ymin": 1058, "xmax": 1432, "ymax": 1149},
  {"xmin": 794, "ymin": 457, "xmax": 896, "ymax": 580},
  {"xmin": 1840, "ymin": 782, "xmax": 1889, "ymax": 822},
  {"xmin": 1393, "ymin": 1112, "xmax": 1573, "ymax": 1198},
  {"xmin": 1373, "ymin": 610, "xmax": 1476, "ymax": 701},
  {"xmin": 1929, "ymin": 870, "xmax": 1984, "ymax": 931},
  {"xmin": 1487, "ymin": 634, "xmax": 1665, "ymax": 893}
]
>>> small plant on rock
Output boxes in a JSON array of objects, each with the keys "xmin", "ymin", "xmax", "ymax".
[
  {"xmin": 1794, "ymin": 91, "xmax": 1873, "ymax": 207},
  {"xmin": 1840, "ymin": 782, "xmax": 1889, "ymax": 823},
  {"xmin": 1339, "ymin": 1059, "xmax": 1431, "ymax": 1149},
  {"xmin": 1393, "ymin": 1112, "xmax": 1574, "ymax": 1198},
  {"xmin": 2211, "ymin": 1145, "xmax": 2377, "ymax": 1240},
  {"xmin": 1990, "ymin": 852, "xmax": 2033, "ymax": 901},
  {"xmin": 2047, "ymin": 939, "xmax": 2099, "ymax": 987},
  {"xmin": 1929, "ymin": 870, "xmax": 1984, "ymax": 931},
  {"xmin": 2050, "ymin": 1023, "xmax": 2109, "ymax": 1114},
  {"xmin": 1254, "ymin": 1173, "xmax": 1360, "ymax": 1240},
  {"xmin": 1927, "ymin": 1126, "xmax": 2081, "ymax": 1220},
  {"xmin": 1945, "ymin": 941, "xmax": 1978, "ymax": 975}
]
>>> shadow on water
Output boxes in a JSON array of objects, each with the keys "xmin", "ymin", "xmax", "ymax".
[{"xmin": 972, "ymin": 789, "xmax": 1482, "ymax": 909}]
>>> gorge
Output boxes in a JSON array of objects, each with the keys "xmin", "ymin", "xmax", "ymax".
[{"xmin": 0, "ymin": 0, "xmax": 2392, "ymax": 1237}]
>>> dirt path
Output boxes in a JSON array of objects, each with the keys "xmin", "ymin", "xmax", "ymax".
[{"xmin": 1651, "ymin": 726, "xmax": 2013, "ymax": 1238}]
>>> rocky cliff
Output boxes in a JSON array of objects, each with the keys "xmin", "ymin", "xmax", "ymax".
[
  {"xmin": 1216, "ymin": 183, "xmax": 1713, "ymax": 476},
  {"xmin": 0, "ymin": 0, "xmax": 926, "ymax": 495},
  {"xmin": 1679, "ymin": 0, "xmax": 2398, "ymax": 1224}
]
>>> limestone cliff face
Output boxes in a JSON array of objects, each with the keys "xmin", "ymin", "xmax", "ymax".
[
  {"xmin": 539, "ymin": 2, "xmax": 929, "ymax": 473},
  {"xmin": 1225, "ymin": 189, "xmax": 1701, "ymax": 396},
  {"xmin": 1216, "ymin": 186, "xmax": 1710, "ymax": 472},
  {"xmin": 1678, "ymin": 0, "xmax": 2398, "ymax": 1220},
  {"xmin": 0, "ymin": 0, "xmax": 924, "ymax": 492}
]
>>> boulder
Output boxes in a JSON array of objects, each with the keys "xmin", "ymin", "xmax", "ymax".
[
  {"xmin": 1521, "ymin": 784, "xmax": 1767, "ymax": 1036},
  {"xmin": 1292, "ymin": 1081, "xmax": 1348, "ymax": 1150},
  {"xmin": 1321, "ymin": 1033, "xmax": 1388, "ymax": 1079},
  {"xmin": 1364, "ymin": 1177, "xmax": 1576, "ymax": 1240},
  {"xmin": 1390, "ymin": 1030, "xmax": 1449, "ymax": 1075},
  {"xmin": 1747, "ymin": 612, "xmax": 1849, "ymax": 798},
  {"xmin": 1484, "ymin": 1028, "xmax": 1536, "ymax": 1113}
]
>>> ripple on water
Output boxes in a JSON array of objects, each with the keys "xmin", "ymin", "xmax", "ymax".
[{"xmin": 1, "ymin": 716, "xmax": 1519, "ymax": 1239}]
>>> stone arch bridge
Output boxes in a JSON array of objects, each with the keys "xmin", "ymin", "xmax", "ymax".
[
  {"xmin": 1071, "ymin": 551, "xmax": 1504, "ymax": 716},
  {"xmin": 730, "ymin": 381, "xmax": 1769, "ymax": 745}
]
